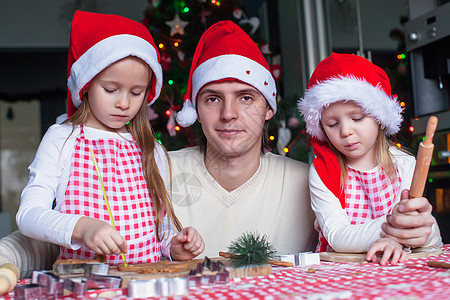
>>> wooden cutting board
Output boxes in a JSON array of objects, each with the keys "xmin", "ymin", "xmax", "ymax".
[
  {"xmin": 107, "ymin": 257, "xmax": 272, "ymax": 288},
  {"xmin": 319, "ymin": 246, "xmax": 443, "ymax": 263}
]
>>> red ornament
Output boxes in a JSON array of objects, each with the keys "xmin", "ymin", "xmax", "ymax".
[
  {"xmin": 270, "ymin": 64, "xmax": 282, "ymax": 82},
  {"xmin": 161, "ymin": 52, "xmax": 172, "ymax": 71}
]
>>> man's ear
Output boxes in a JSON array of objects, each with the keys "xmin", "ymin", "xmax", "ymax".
[{"xmin": 265, "ymin": 106, "xmax": 274, "ymax": 121}]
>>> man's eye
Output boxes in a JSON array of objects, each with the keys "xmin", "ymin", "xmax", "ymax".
[
  {"xmin": 241, "ymin": 96, "xmax": 253, "ymax": 102},
  {"xmin": 206, "ymin": 97, "xmax": 219, "ymax": 102}
]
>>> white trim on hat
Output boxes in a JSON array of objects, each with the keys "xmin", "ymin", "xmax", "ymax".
[
  {"xmin": 298, "ymin": 76, "xmax": 403, "ymax": 141},
  {"xmin": 176, "ymin": 54, "xmax": 277, "ymax": 127},
  {"xmin": 192, "ymin": 54, "xmax": 276, "ymax": 111},
  {"xmin": 68, "ymin": 34, "xmax": 162, "ymax": 108}
]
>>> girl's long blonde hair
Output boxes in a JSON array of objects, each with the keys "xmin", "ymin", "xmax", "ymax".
[{"xmin": 65, "ymin": 82, "xmax": 182, "ymax": 241}]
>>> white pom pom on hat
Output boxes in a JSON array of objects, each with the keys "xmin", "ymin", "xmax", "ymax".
[
  {"xmin": 66, "ymin": 10, "xmax": 163, "ymax": 117},
  {"xmin": 298, "ymin": 52, "xmax": 403, "ymax": 141},
  {"xmin": 176, "ymin": 20, "xmax": 277, "ymax": 127}
]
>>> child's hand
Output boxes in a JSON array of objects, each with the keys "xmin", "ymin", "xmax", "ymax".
[
  {"xmin": 170, "ymin": 227, "xmax": 205, "ymax": 261},
  {"xmin": 72, "ymin": 216, "xmax": 127, "ymax": 256},
  {"xmin": 366, "ymin": 238, "xmax": 407, "ymax": 266}
]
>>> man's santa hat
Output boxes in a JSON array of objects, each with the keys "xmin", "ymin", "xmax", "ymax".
[
  {"xmin": 298, "ymin": 52, "xmax": 403, "ymax": 141},
  {"xmin": 298, "ymin": 53, "xmax": 403, "ymax": 252},
  {"xmin": 66, "ymin": 10, "xmax": 162, "ymax": 117},
  {"xmin": 176, "ymin": 20, "xmax": 277, "ymax": 127}
]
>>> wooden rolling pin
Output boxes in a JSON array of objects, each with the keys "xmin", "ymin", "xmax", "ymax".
[
  {"xmin": 427, "ymin": 260, "xmax": 450, "ymax": 269},
  {"xmin": 0, "ymin": 263, "xmax": 19, "ymax": 295},
  {"xmin": 409, "ymin": 116, "xmax": 438, "ymax": 198}
]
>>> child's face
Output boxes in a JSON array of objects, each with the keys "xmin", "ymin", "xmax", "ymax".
[
  {"xmin": 321, "ymin": 100, "xmax": 380, "ymax": 170},
  {"xmin": 85, "ymin": 56, "xmax": 151, "ymax": 133},
  {"xmin": 197, "ymin": 80, "xmax": 273, "ymax": 158}
]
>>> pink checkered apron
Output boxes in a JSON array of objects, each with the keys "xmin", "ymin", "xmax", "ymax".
[
  {"xmin": 317, "ymin": 166, "xmax": 402, "ymax": 252},
  {"xmin": 58, "ymin": 126, "xmax": 162, "ymax": 264}
]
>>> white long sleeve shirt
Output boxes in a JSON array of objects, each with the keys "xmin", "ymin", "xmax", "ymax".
[{"xmin": 309, "ymin": 147, "xmax": 442, "ymax": 252}]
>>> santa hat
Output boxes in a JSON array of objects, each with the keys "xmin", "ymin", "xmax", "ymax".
[
  {"xmin": 66, "ymin": 10, "xmax": 162, "ymax": 117},
  {"xmin": 176, "ymin": 20, "xmax": 277, "ymax": 127},
  {"xmin": 298, "ymin": 52, "xmax": 403, "ymax": 141}
]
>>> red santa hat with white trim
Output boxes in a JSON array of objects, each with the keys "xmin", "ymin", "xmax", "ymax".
[
  {"xmin": 66, "ymin": 10, "xmax": 162, "ymax": 117},
  {"xmin": 298, "ymin": 52, "xmax": 403, "ymax": 141},
  {"xmin": 176, "ymin": 20, "xmax": 277, "ymax": 127}
]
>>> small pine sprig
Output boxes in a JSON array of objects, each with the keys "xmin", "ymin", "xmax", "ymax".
[{"xmin": 227, "ymin": 232, "xmax": 276, "ymax": 267}]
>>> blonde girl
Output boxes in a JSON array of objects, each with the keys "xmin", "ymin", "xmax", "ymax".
[
  {"xmin": 299, "ymin": 53, "xmax": 441, "ymax": 265},
  {"xmin": 17, "ymin": 10, "xmax": 204, "ymax": 265}
]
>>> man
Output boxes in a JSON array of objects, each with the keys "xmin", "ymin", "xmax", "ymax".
[{"xmin": 172, "ymin": 20, "xmax": 316, "ymax": 257}]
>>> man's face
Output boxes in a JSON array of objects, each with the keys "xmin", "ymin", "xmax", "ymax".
[{"xmin": 197, "ymin": 80, "xmax": 274, "ymax": 158}]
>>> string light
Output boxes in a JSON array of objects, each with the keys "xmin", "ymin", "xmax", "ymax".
[
  {"xmin": 396, "ymin": 143, "xmax": 402, "ymax": 148},
  {"xmin": 283, "ymin": 147, "xmax": 289, "ymax": 153},
  {"xmin": 158, "ymin": 43, "xmax": 164, "ymax": 49},
  {"xmin": 400, "ymin": 101, "xmax": 406, "ymax": 107},
  {"xmin": 165, "ymin": 110, "xmax": 171, "ymax": 116},
  {"xmin": 174, "ymin": 42, "xmax": 179, "ymax": 47},
  {"xmin": 269, "ymin": 136, "xmax": 275, "ymax": 141},
  {"xmin": 168, "ymin": 80, "xmax": 174, "ymax": 85},
  {"xmin": 428, "ymin": 178, "xmax": 433, "ymax": 183},
  {"xmin": 409, "ymin": 126, "xmax": 415, "ymax": 132},
  {"xmin": 183, "ymin": 7, "xmax": 189, "ymax": 13},
  {"xmin": 175, "ymin": 126, "xmax": 181, "ymax": 131},
  {"xmin": 397, "ymin": 53, "xmax": 406, "ymax": 59}
]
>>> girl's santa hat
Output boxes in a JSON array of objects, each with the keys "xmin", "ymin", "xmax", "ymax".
[
  {"xmin": 66, "ymin": 10, "xmax": 163, "ymax": 117},
  {"xmin": 298, "ymin": 52, "xmax": 403, "ymax": 141},
  {"xmin": 176, "ymin": 20, "xmax": 277, "ymax": 127}
]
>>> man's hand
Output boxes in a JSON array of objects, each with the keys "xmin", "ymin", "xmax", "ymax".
[{"xmin": 381, "ymin": 189, "xmax": 434, "ymax": 248}]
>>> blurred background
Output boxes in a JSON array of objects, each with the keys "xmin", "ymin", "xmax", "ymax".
[{"xmin": 0, "ymin": 0, "xmax": 449, "ymax": 242}]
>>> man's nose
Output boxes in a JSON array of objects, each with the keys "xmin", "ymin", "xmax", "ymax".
[{"xmin": 220, "ymin": 99, "xmax": 238, "ymax": 121}]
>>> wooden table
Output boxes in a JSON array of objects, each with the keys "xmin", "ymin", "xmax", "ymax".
[{"xmin": 2, "ymin": 244, "xmax": 450, "ymax": 299}]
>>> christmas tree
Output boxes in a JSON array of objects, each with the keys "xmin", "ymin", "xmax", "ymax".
[{"xmin": 141, "ymin": 0, "xmax": 309, "ymax": 162}]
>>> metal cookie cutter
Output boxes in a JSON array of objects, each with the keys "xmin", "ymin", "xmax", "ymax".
[
  {"xmin": 14, "ymin": 284, "xmax": 44, "ymax": 300},
  {"xmin": 188, "ymin": 256, "xmax": 229, "ymax": 287},
  {"xmin": 127, "ymin": 277, "xmax": 189, "ymax": 298},
  {"xmin": 52, "ymin": 262, "xmax": 109, "ymax": 277},
  {"xmin": 26, "ymin": 268, "xmax": 121, "ymax": 297},
  {"xmin": 86, "ymin": 273, "xmax": 122, "ymax": 290},
  {"xmin": 63, "ymin": 277, "xmax": 89, "ymax": 296},
  {"xmin": 62, "ymin": 274, "xmax": 121, "ymax": 296}
]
